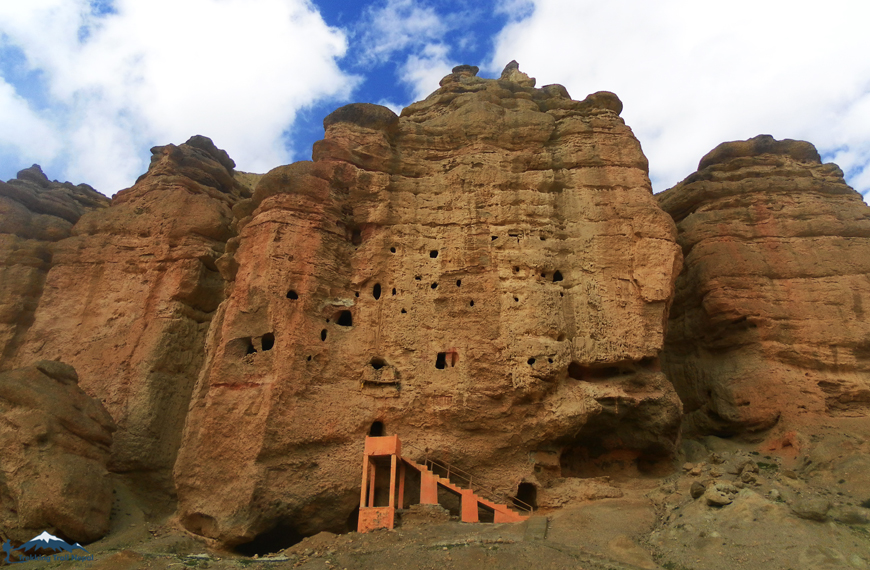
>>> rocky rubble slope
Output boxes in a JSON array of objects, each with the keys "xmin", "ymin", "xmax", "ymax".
[
  {"xmin": 658, "ymin": 135, "xmax": 870, "ymax": 436},
  {"xmin": 173, "ymin": 62, "xmax": 684, "ymax": 547}
]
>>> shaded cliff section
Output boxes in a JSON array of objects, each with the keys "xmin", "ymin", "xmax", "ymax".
[
  {"xmin": 173, "ymin": 63, "xmax": 684, "ymax": 548},
  {"xmin": 0, "ymin": 361, "xmax": 116, "ymax": 544},
  {"xmin": 0, "ymin": 136, "xmax": 250, "ymax": 505},
  {"xmin": 658, "ymin": 135, "xmax": 870, "ymax": 438}
]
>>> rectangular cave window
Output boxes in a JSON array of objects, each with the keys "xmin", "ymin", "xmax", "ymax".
[
  {"xmin": 337, "ymin": 310, "xmax": 353, "ymax": 326},
  {"xmin": 435, "ymin": 352, "xmax": 447, "ymax": 369},
  {"xmin": 261, "ymin": 333, "xmax": 275, "ymax": 351}
]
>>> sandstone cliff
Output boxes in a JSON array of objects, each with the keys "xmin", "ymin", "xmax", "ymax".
[
  {"xmin": 173, "ymin": 63, "xmax": 684, "ymax": 547},
  {"xmin": 0, "ymin": 361, "xmax": 116, "ymax": 544},
  {"xmin": 0, "ymin": 166, "xmax": 109, "ymax": 362},
  {"xmin": 1, "ymin": 137, "xmax": 249, "ymax": 497},
  {"xmin": 658, "ymin": 135, "xmax": 870, "ymax": 436}
]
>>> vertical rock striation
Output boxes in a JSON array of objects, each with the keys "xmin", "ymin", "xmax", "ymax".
[
  {"xmin": 174, "ymin": 64, "xmax": 683, "ymax": 546},
  {"xmin": 0, "ymin": 166, "xmax": 109, "ymax": 362},
  {"xmin": 658, "ymin": 135, "xmax": 870, "ymax": 436},
  {"xmin": 2, "ymin": 137, "xmax": 248, "ymax": 495}
]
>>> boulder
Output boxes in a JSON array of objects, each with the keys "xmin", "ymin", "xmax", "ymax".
[
  {"xmin": 658, "ymin": 135, "xmax": 870, "ymax": 435},
  {"xmin": 0, "ymin": 361, "xmax": 115, "ymax": 543}
]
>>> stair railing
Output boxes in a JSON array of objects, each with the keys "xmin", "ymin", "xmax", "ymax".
[{"xmin": 402, "ymin": 442, "xmax": 533, "ymax": 515}]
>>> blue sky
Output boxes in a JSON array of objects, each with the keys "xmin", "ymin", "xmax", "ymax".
[{"xmin": 1, "ymin": 0, "xmax": 869, "ymax": 202}]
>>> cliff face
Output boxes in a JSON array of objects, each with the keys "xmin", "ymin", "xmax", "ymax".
[
  {"xmin": 0, "ymin": 166, "xmax": 109, "ymax": 362},
  {"xmin": 1, "ymin": 137, "xmax": 248, "ymax": 494},
  {"xmin": 172, "ymin": 64, "xmax": 683, "ymax": 546},
  {"xmin": 658, "ymin": 135, "xmax": 870, "ymax": 436}
]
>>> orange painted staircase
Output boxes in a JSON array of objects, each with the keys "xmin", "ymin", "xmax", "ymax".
[{"xmin": 357, "ymin": 435, "xmax": 531, "ymax": 533}]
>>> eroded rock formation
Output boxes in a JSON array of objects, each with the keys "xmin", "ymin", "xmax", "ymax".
[
  {"xmin": 0, "ymin": 361, "xmax": 115, "ymax": 544},
  {"xmin": 2, "ymin": 136, "xmax": 248, "ymax": 494},
  {"xmin": 0, "ymin": 165, "xmax": 109, "ymax": 362},
  {"xmin": 658, "ymin": 135, "xmax": 870, "ymax": 436},
  {"xmin": 173, "ymin": 63, "xmax": 683, "ymax": 546}
]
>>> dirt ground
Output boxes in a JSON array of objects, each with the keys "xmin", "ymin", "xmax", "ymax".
[{"xmin": 6, "ymin": 418, "xmax": 869, "ymax": 570}]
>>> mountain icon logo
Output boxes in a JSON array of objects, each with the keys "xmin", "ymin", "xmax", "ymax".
[{"xmin": 3, "ymin": 532, "xmax": 89, "ymax": 564}]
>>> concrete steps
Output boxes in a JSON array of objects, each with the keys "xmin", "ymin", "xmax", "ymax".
[{"xmin": 402, "ymin": 457, "xmax": 528, "ymax": 523}]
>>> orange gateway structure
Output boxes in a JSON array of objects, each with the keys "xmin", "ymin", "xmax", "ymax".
[{"xmin": 357, "ymin": 435, "xmax": 531, "ymax": 532}]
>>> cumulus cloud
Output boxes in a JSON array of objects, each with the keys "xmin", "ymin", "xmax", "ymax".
[
  {"xmin": 0, "ymin": 78, "xmax": 61, "ymax": 169},
  {"xmin": 358, "ymin": 0, "xmax": 447, "ymax": 63},
  {"xmin": 400, "ymin": 43, "xmax": 454, "ymax": 102},
  {"xmin": 0, "ymin": 0, "xmax": 356, "ymax": 194},
  {"xmin": 490, "ymin": 0, "xmax": 870, "ymax": 199},
  {"xmin": 356, "ymin": 0, "xmax": 457, "ymax": 105}
]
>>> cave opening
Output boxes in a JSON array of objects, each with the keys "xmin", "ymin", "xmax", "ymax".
[
  {"xmin": 390, "ymin": 247, "xmax": 396, "ymax": 253},
  {"xmin": 369, "ymin": 421, "xmax": 385, "ymax": 436},
  {"xmin": 553, "ymin": 270, "xmax": 563, "ymax": 282},
  {"xmin": 320, "ymin": 329, "xmax": 327, "ymax": 341},
  {"xmin": 345, "ymin": 507, "xmax": 360, "ymax": 532},
  {"xmin": 373, "ymin": 283, "xmax": 382, "ymax": 300},
  {"xmin": 514, "ymin": 483, "xmax": 537, "ymax": 510},
  {"xmin": 430, "ymin": 250, "xmax": 438, "ymax": 258},
  {"xmin": 351, "ymin": 228, "xmax": 362, "ymax": 246},
  {"xmin": 337, "ymin": 310, "xmax": 353, "ymax": 327},
  {"xmin": 456, "ymin": 279, "xmax": 461, "ymax": 287},
  {"xmin": 392, "ymin": 288, "xmax": 397, "ymax": 295},
  {"xmin": 370, "ymin": 357, "xmax": 386, "ymax": 370},
  {"xmin": 234, "ymin": 522, "xmax": 305, "ymax": 557},
  {"xmin": 261, "ymin": 333, "xmax": 275, "ymax": 351},
  {"xmin": 431, "ymin": 282, "xmax": 438, "ymax": 289},
  {"xmin": 286, "ymin": 290, "xmax": 298, "ymax": 300},
  {"xmin": 527, "ymin": 357, "xmax": 536, "ymax": 365},
  {"xmin": 435, "ymin": 352, "xmax": 447, "ymax": 369}
]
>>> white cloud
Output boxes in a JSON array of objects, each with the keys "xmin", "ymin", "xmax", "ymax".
[
  {"xmin": 400, "ymin": 43, "xmax": 454, "ymax": 102},
  {"xmin": 0, "ymin": 0, "xmax": 356, "ymax": 194},
  {"xmin": 0, "ymin": 78, "xmax": 61, "ymax": 168},
  {"xmin": 489, "ymin": 0, "xmax": 870, "ymax": 200},
  {"xmin": 356, "ymin": 0, "xmax": 457, "ymax": 107},
  {"xmin": 358, "ymin": 0, "xmax": 447, "ymax": 63}
]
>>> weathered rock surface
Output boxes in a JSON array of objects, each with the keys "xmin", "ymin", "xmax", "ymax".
[
  {"xmin": 658, "ymin": 135, "xmax": 870, "ymax": 436},
  {"xmin": 1, "ymin": 136, "xmax": 248, "ymax": 494},
  {"xmin": 174, "ymin": 63, "xmax": 683, "ymax": 546},
  {"xmin": 0, "ymin": 166, "xmax": 109, "ymax": 362},
  {"xmin": 0, "ymin": 361, "xmax": 115, "ymax": 543}
]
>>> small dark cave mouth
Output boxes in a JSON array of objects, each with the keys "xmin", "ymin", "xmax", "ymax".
[
  {"xmin": 513, "ymin": 482, "xmax": 538, "ymax": 510},
  {"xmin": 336, "ymin": 310, "xmax": 353, "ymax": 326},
  {"xmin": 346, "ymin": 507, "xmax": 360, "ymax": 532},
  {"xmin": 369, "ymin": 421, "xmax": 385, "ymax": 436},
  {"xmin": 234, "ymin": 523, "xmax": 305, "ymax": 557},
  {"xmin": 261, "ymin": 333, "xmax": 275, "ymax": 351}
]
